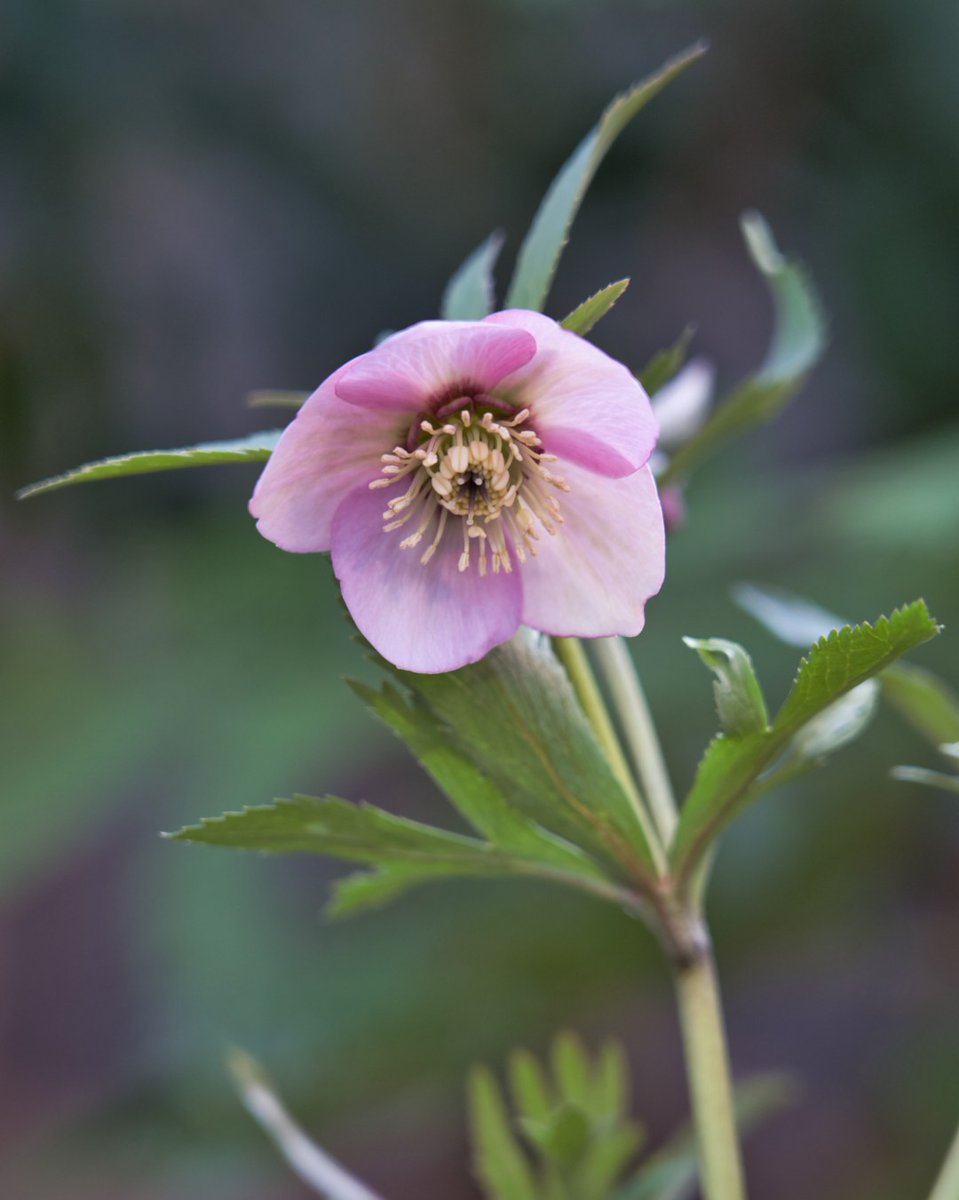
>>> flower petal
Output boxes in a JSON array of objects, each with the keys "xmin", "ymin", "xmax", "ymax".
[
  {"xmin": 485, "ymin": 310, "xmax": 657, "ymax": 477},
  {"xmin": 250, "ymin": 375, "xmax": 403, "ymax": 552},
  {"xmin": 330, "ymin": 483, "xmax": 524, "ymax": 672},
  {"xmin": 334, "ymin": 321, "xmax": 537, "ymax": 413},
  {"xmin": 519, "ymin": 462, "xmax": 665, "ymax": 637}
]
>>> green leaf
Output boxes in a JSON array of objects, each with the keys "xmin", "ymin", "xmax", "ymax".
[
  {"xmin": 881, "ymin": 662, "xmax": 959, "ymax": 750},
  {"xmin": 683, "ymin": 637, "xmax": 769, "ymax": 736},
  {"xmin": 552, "ymin": 1031, "xmax": 592, "ymax": 1110},
  {"xmin": 168, "ymin": 794, "xmax": 504, "ymax": 864},
  {"xmin": 732, "ymin": 582, "xmax": 844, "ymax": 648},
  {"xmin": 617, "ymin": 1074, "xmax": 797, "ymax": 1200},
  {"xmin": 522, "ymin": 1105, "xmax": 592, "ymax": 1171},
  {"xmin": 591, "ymin": 1040, "xmax": 631, "ymax": 1121},
  {"xmin": 442, "ymin": 231, "xmax": 505, "ymax": 320},
  {"xmin": 637, "ymin": 327, "xmax": 695, "ymax": 395},
  {"xmin": 505, "ymin": 43, "xmax": 707, "ymax": 312},
  {"xmin": 787, "ymin": 680, "xmax": 880, "ymax": 763},
  {"xmin": 890, "ymin": 766, "xmax": 959, "ymax": 795},
  {"xmin": 560, "ymin": 279, "xmax": 630, "ymax": 336},
  {"xmin": 577, "ymin": 1125, "xmax": 645, "ymax": 1200},
  {"xmin": 17, "ymin": 430, "xmax": 282, "ymax": 499},
  {"xmin": 671, "ymin": 602, "xmax": 940, "ymax": 887},
  {"xmin": 381, "ymin": 631, "xmax": 658, "ymax": 880},
  {"xmin": 509, "ymin": 1050, "xmax": 556, "ymax": 1129},
  {"xmin": 659, "ymin": 213, "xmax": 826, "ymax": 488},
  {"xmin": 245, "ymin": 390, "xmax": 309, "ymax": 409},
  {"xmin": 469, "ymin": 1067, "xmax": 539, "ymax": 1200},
  {"xmin": 349, "ymin": 679, "xmax": 607, "ymax": 881}
]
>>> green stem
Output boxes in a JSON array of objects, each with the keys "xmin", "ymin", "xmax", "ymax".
[
  {"xmin": 674, "ymin": 940, "xmax": 747, "ymax": 1200},
  {"xmin": 553, "ymin": 636, "xmax": 667, "ymax": 874},
  {"xmin": 593, "ymin": 636, "xmax": 679, "ymax": 847},
  {"xmin": 928, "ymin": 1121, "xmax": 959, "ymax": 1200}
]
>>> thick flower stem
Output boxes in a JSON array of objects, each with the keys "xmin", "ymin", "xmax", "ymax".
[
  {"xmin": 553, "ymin": 636, "xmax": 667, "ymax": 873},
  {"xmin": 673, "ymin": 937, "xmax": 748, "ymax": 1200},
  {"xmin": 593, "ymin": 636, "xmax": 678, "ymax": 847}
]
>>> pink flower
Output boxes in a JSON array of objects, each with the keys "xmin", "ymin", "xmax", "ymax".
[{"xmin": 250, "ymin": 310, "xmax": 665, "ymax": 673}]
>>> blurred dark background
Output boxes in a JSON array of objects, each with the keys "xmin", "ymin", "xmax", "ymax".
[{"xmin": 3, "ymin": 1, "xmax": 958, "ymax": 1197}]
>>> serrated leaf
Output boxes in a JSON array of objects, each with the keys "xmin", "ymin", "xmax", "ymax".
[
  {"xmin": 890, "ymin": 766, "xmax": 959, "ymax": 795},
  {"xmin": 327, "ymin": 863, "xmax": 467, "ymax": 918},
  {"xmin": 245, "ymin": 390, "xmax": 309, "ymax": 409},
  {"xmin": 469, "ymin": 1067, "xmax": 538, "ymax": 1200},
  {"xmin": 659, "ymin": 213, "xmax": 826, "ymax": 488},
  {"xmin": 683, "ymin": 637, "xmax": 769, "ymax": 736},
  {"xmin": 442, "ymin": 231, "xmax": 505, "ymax": 320},
  {"xmin": 382, "ymin": 630, "xmax": 657, "ymax": 881},
  {"xmin": 560, "ymin": 279, "xmax": 630, "ymax": 336},
  {"xmin": 671, "ymin": 602, "xmax": 940, "ymax": 887},
  {"xmin": 18, "ymin": 430, "xmax": 282, "ymax": 499},
  {"xmin": 637, "ymin": 327, "xmax": 695, "ymax": 395},
  {"xmin": 349, "ymin": 679, "xmax": 607, "ymax": 881},
  {"xmin": 168, "ymin": 795, "xmax": 502, "ymax": 864},
  {"xmin": 881, "ymin": 663, "xmax": 959, "ymax": 750},
  {"xmin": 505, "ymin": 43, "xmax": 706, "ymax": 312}
]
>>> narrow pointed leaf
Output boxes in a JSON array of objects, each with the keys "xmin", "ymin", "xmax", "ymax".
[
  {"xmin": 442, "ymin": 231, "xmax": 505, "ymax": 320},
  {"xmin": 683, "ymin": 637, "xmax": 769, "ymax": 736},
  {"xmin": 552, "ymin": 1032, "xmax": 592, "ymax": 1110},
  {"xmin": 561, "ymin": 279, "xmax": 630, "ymax": 336},
  {"xmin": 591, "ymin": 1040, "xmax": 631, "ymax": 1120},
  {"xmin": 637, "ymin": 327, "xmax": 695, "ymax": 395},
  {"xmin": 469, "ymin": 1067, "xmax": 538, "ymax": 1200},
  {"xmin": 509, "ymin": 1049, "xmax": 555, "ymax": 1124},
  {"xmin": 659, "ymin": 213, "xmax": 826, "ymax": 487},
  {"xmin": 671, "ymin": 602, "xmax": 940, "ymax": 886},
  {"xmin": 505, "ymin": 42, "xmax": 707, "ymax": 312},
  {"xmin": 18, "ymin": 430, "xmax": 282, "ymax": 499}
]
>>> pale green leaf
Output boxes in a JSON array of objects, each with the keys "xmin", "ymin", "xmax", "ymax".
[
  {"xmin": 469, "ymin": 1067, "xmax": 539, "ymax": 1200},
  {"xmin": 551, "ymin": 1031, "xmax": 592, "ymax": 1109},
  {"xmin": 18, "ymin": 430, "xmax": 281, "ymax": 499},
  {"xmin": 442, "ymin": 231, "xmax": 505, "ymax": 320},
  {"xmin": 509, "ymin": 1049, "xmax": 555, "ymax": 1125},
  {"xmin": 881, "ymin": 662, "xmax": 959, "ymax": 750},
  {"xmin": 890, "ymin": 766, "xmax": 959, "ymax": 795},
  {"xmin": 505, "ymin": 43, "xmax": 707, "ymax": 312},
  {"xmin": 788, "ymin": 680, "xmax": 880, "ymax": 762},
  {"xmin": 683, "ymin": 637, "xmax": 769, "ymax": 736},
  {"xmin": 732, "ymin": 582, "xmax": 845, "ymax": 648},
  {"xmin": 560, "ymin": 279, "xmax": 630, "ymax": 336},
  {"xmin": 659, "ymin": 213, "xmax": 826, "ymax": 488},
  {"xmin": 671, "ymin": 602, "xmax": 940, "ymax": 886},
  {"xmin": 522, "ymin": 1106, "xmax": 592, "ymax": 1171},
  {"xmin": 591, "ymin": 1040, "xmax": 631, "ymax": 1120}
]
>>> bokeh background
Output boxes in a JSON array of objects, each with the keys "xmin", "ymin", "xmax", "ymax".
[{"xmin": 3, "ymin": 1, "xmax": 958, "ymax": 1197}]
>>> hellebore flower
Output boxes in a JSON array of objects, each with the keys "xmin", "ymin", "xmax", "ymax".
[{"xmin": 250, "ymin": 311, "xmax": 665, "ymax": 673}]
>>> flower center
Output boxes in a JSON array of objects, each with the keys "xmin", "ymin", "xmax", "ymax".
[{"xmin": 369, "ymin": 398, "xmax": 569, "ymax": 575}]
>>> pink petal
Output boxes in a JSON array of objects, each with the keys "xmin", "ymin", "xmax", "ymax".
[
  {"xmin": 485, "ymin": 310, "xmax": 657, "ymax": 477},
  {"xmin": 330, "ymin": 484, "xmax": 523, "ymax": 672},
  {"xmin": 519, "ymin": 462, "xmax": 665, "ymax": 637},
  {"xmin": 335, "ymin": 321, "xmax": 537, "ymax": 413},
  {"xmin": 250, "ymin": 374, "xmax": 404, "ymax": 552}
]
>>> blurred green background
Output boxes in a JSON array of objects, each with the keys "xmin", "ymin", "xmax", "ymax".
[{"xmin": 3, "ymin": 1, "xmax": 958, "ymax": 1197}]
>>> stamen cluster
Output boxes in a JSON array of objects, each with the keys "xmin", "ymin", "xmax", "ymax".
[{"xmin": 371, "ymin": 400, "xmax": 569, "ymax": 576}]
